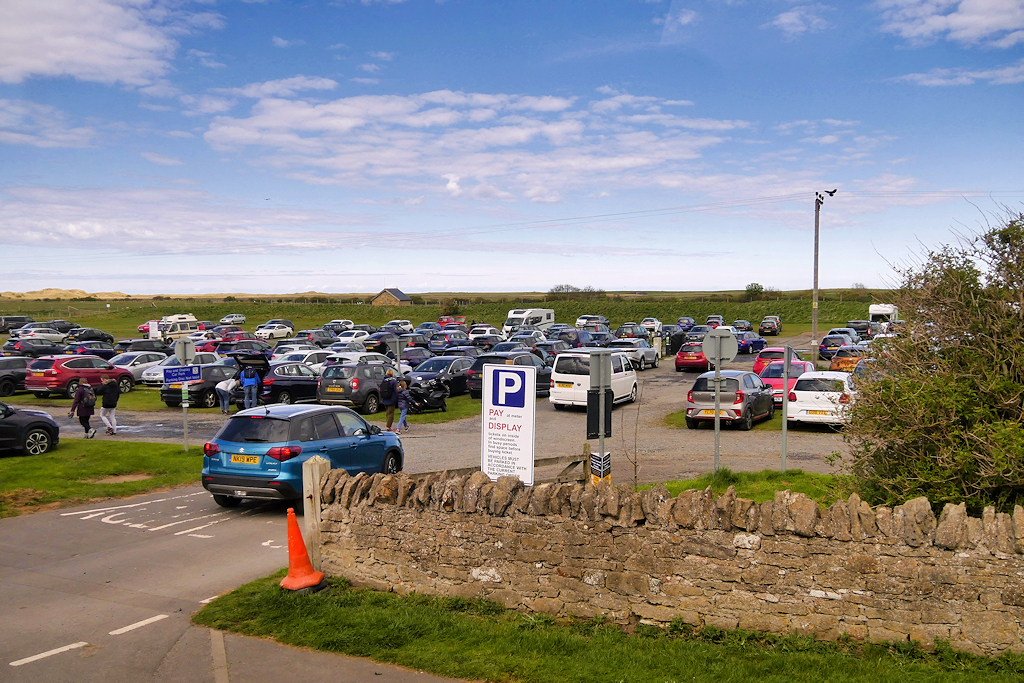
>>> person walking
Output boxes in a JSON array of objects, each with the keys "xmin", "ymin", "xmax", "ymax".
[
  {"xmin": 240, "ymin": 365, "xmax": 261, "ymax": 409},
  {"xmin": 95, "ymin": 376, "xmax": 121, "ymax": 435},
  {"xmin": 68, "ymin": 380, "xmax": 97, "ymax": 439},
  {"xmin": 380, "ymin": 368, "xmax": 398, "ymax": 430},
  {"xmin": 395, "ymin": 380, "xmax": 412, "ymax": 434},
  {"xmin": 216, "ymin": 375, "xmax": 239, "ymax": 414}
]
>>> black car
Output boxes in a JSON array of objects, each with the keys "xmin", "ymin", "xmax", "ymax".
[
  {"xmin": 62, "ymin": 341, "xmax": 118, "ymax": 360},
  {"xmin": 490, "ymin": 341, "xmax": 528, "ymax": 354},
  {"xmin": 536, "ymin": 340, "xmax": 571, "ymax": 357},
  {"xmin": 444, "ymin": 345, "xmax": 482, "ymax": 358},
  {"xmin": 758, "ymin": 319, "xmax": 780, "ymax": 336},
  {"xmin": 317, "ymin": 362, "xmax": 391, "ymax": 414},
  {"xmin": 259, "ymin": 361, "xmax": 320, "ymax": 405},
  {"xmin": 732, "ymin": 320, "xmax": 753, "ymax": 332},
  {"xmin": 64, "ymin": 327, "xmax": 114, "ymax": 344},
  {"xmin": 114, "ymin": 338, "xmax": 174, "ymax": 355},
  {"xmin": 401, "ymin": 347, "xmax": 435, "ymax": 367},
  {"xmin": 293, "ymin": 329, "xmax": 335, "ymax": 347},
  {"xmin": 46, "ymin": 319, "xmax": 81, "ymax": 333},
  {"xmin": 160, "ymin": 364, "xmax": 239, "ymax": 408},
  {"xmin": 2, "ymin": 338, "xmax": 65, "ymax": 358},
  {"xmin": 364, "ymin": 332, "xmax": 400, "ymax": 355},
  {"xmin": 399, "ymin": 333, "xmax": 430, "ymax": 349},
  {"xmin": 0, "ymin": 400, "xmax": 59, "ymax": 455},
  {"xmin": 465, "ymin": 351, "xmax": 552, "ymax": 399},
  {"xmin": 0, "ymin": 316, "xmax": 34, "ymax": 334},
  {"xmin": 406, "ymin": 356, "xmax": 475, "ymax": 395},
  {"xmin": 217, "ymin": 339, "xmax": 272, "ymax": 357},
  {"xmin": 470, "ymin": 334, "xmax": 504, "ymax": 351},
  {"xmin": 351, "ymin": 324, "xmax": 377, "ymax": 333},
  {"xmin": 426, "ymin": 330, "xmax": 471, "ymax": 354},
  {"xmin": 588, "ymin": 332, "xmax": 617, "ymax": 347},
  {"xmin": 615, "ymin": 323, "xmax": 648, "ymax": 339},
  {"xmin": 554, "ymin": 329, "xmax": 593, "ymax": 348},
  {"xmin": 0, "ymin": 357, "xmax": 30, "ymax": 397}
]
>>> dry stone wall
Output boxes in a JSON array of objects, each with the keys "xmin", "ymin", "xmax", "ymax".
[{"xmin": 317, "ymin": 469, "xmax": 1024, "ymax": 655}]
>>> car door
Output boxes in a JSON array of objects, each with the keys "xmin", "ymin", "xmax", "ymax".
[
  {"xmin": 308, "ymin": 411, "xmax": 352, "ymax": 468},
  {"xmin": 334, "ymin": 410, "xmax": 384, "ymax": 473},
  {"xmin": 610, "ymin": 353, "xmax": 630, "ymax": 401},
  {"xmin": 293, "ymin": 363, "xmax": 319, "ymax": 401},
  {"xmin": 449, "ymin": 357, "xmax": 471, "ymax": 394}
]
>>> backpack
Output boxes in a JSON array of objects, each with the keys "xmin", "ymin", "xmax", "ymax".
[
  {"xmin": 242, "ymin": 367, "xmax": 257, "ymax": 380},
  {"xmin": 380, "ymin": 377, "xmax": 395, "ymax": 400},
  {"xmin": 81, "ymin": 385, "xmax": 96, "ymax": 408}
]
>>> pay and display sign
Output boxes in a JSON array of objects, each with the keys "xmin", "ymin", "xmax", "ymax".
[{"xmin": 481, "ymin": 364, "xmax": 536, "ymax": 486}]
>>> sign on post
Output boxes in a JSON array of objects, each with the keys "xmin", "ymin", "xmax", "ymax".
[
  {"xmin": 165, "ymin": 365, "xmax": 201, "ymax": 452},
  {"xmin": 587, "ymin": 349, "xmax": 613, "ymax": 484},
  {"xmin": 481, "ymin": 364, "xmax": 536, "ymax": 486},
  {"xmin": 174, "ymin": 338, "xmax": 196, "ymax": 365},
  {"xmin": 702, "ymin": 328, "xmax": 738, "ymax": 473}
]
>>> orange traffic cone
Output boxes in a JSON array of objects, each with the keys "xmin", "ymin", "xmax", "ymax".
[{"xmin": 280, "ymin": 507, "xmax": 327, "ymax": 593}]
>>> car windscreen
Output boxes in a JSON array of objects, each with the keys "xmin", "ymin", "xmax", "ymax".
[
  {"xmin": 679, "ymin": 344, "xmax": 703, "ymax": 353},
  {"xmin": 822, "ymin": 336, "xmax": 847, "ymax": 345},
  {"xmin": 692, "ymin": 378, "xmax": 739, "ymax": 392},
  {"xmin": 760, "ymin": 364, "xmax": 803, "ymax": 378},
  {"xmin": 28, "ymin": 359, "xmax": 55, "ymax": 370},
  {"xmin": 607, "ymin": 341, "xmax": 634, "ymax": 348},
  {"xmin": 554, "ymin": 356, "xmax": 589, "ymax": 375},
  {"xmin": 282, "ymin": 353, "xmax": 308, "ymax": 362},
  {"xmin": 159, "ymin": 357, "xmax": 183, "ymax": 366},
  {"xmin": 110, "ymin": 353, "xmax": 138, "ymax": 365},
  {"xmin": 689, "ymin": 326, "xmax": 710, "ymax": 333},
  {"xmin": 758, "ymin": 351, "xmax": 784, "ymax": 360},
  {"xmin": 835, "ymin": 348, "xmax": 863, "ymax": 358},
  {"xmin": 215, "ymin": 416, "xmax": 292, "ymax": 443},
  {"xmin": 413, "ymin": 358, "xmax": 453, "ymax": 373},
  {"xmin": 320, "ymin": 365, "xmax": 356, "ymax": 379},
  {"xmin": 794, "ymin": 378, "xmax": 845, "ymax": 393},
  {"xmin": 504, "ymin": 318, "xmax": 524, "ymax": 326}
]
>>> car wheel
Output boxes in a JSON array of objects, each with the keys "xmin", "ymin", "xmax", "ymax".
[
  {"xmin": 629, "ymin": 384, "xmax": 638, "ymax": 403},
  {"xmin": 738, "ymin": 410, "xmax": 754, "ymax": 431},
  {"xmin": 278, "ymin": 391, "xmax": 293, "ymax": 405},
  {"xmin": 65, "ymin": 379, "xmax": 79, "ymax": 399},
  {"xmin": 685, "ymin": 417, "xmax": 699, "ymax": 429},
  {"xmin": 362, "ymin": 392, "xmax": 380, "ymax": 415},
  {"xmin": 118, "ymin": 376, "xmax": 133, "ymax": 393},
  {"xmin": 638, "ymin": 357, "xmax": 646, "ymax": 371},
  {"xmin": 553, "ymin": 403, "xmax": 568, "ymax": 411},
  {"xmin": 767, "ymin": 401, "xmax": 775, "ymax": 421},
  {"xmin": 654, "ymin": 354, "xmax": 660, "ymax": 367},
  {"xmin": 469, "ymin": 391, "xmax": 481, "ymax": 399},
  {"xmin": 34, "ymin": 392, "xmax": 50, "ymax": 399},
  {"xmin": 0, "ymin": 379, "xmax": 14, "ymax": 397},
  {"xmin": 382, "ymin": 450, "xmax": 401, "ymax": 474},
  {"xmin": 201, "ymin": 390, "xmax": 217, "ymax": 409},
  {"xmin": 23, "ymin": 428, "xmax": 52, "ymax": 455},
  {"xmin": 212, "ymin": 494, "xmax": 241, "ymax": 508}
]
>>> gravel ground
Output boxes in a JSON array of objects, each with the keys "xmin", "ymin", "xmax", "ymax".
[{"xmin": 43, "ymin": 330, "xmax": 847, "ymax": 485}]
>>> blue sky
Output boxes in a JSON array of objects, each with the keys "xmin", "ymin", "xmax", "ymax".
[{"xmin": 2, "ymin": 0, "xmax": 1023, "ymax": 295}]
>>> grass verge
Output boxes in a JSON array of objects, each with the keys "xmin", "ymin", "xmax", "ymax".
[
  {"xmin": 0, "ymin": 439, "xmax": 202, "ymax": 517},
  {"xmin": 194, "ymin": 572, "xmax": 1024, "ymax": 683},
  {"xmin": 647, "ymin": 467, "xmax": 851, "ymax": 506},
  {"xmin": 4, "ymin": 387, "xmax": 223, "ymax": 413}
]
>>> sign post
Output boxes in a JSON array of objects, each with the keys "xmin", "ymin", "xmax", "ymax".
[
  {"xmin": 587, "ymin": 349, "xmax": 613, "ymax": 484},
  {"xmin": 781, "ymin": 345, "xmax": 793, "ymax": 472},
  {"xmin": 166, "ymin": 365, "xmax": 201, "ymax": 452},
  {"xmin": 702, "ymin": 328, "xmax": 738, "ymax": 473},
  {"xmin": 481, "ymin": 364, "xmax": 537, "ymax": 485}
]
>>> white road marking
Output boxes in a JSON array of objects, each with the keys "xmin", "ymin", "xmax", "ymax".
[
  {"xmin": 101, "ymin": 512, "xmax": 129, "ymax": 525},
  {"xmin": 188, "ymin": 534, "xmax": 214, "ymax": 539},
  {"xmin": 9, "ymin": 642, "xmax": 88, "ymax": 667},
  {"xmin": 61, "ymin": 492, "xmax": 206, "ymax": 518},
  {"xmin": 262, "ymin": 539, "xmax": 283, "ymax": 548},
  {"xmin": 199, "ymin": 596, "xmax": 219, "ymax": 604},
  {"xmin": 147, "ymin": 511, "xmax": 228, "ymax": 532},
  {"xmin": 109, "ymin": 614, "xmax": 169, "ymax": 635}
]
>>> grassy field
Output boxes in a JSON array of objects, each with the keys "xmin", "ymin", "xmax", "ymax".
[
  {"xmin": 193, "ymin": 572, "xmax": 1024, "ymax": 683},
  {"xmin": 3, "ymin": 386, "xmax": 224, "ymax": 413},
  {"xmin": 0, "ymin": 439, "xmax": 202, "ymax": 517},
  {"xmin": 647, "ymin": 467, "xmax": 850, "ymax": 506}
]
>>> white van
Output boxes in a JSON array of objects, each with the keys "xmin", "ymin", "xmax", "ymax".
[
  {"xmin": 502, "ymin": 308, "xmax": 555, "ymax": 336},
  {"xmin": 549, "ymin": 350, "xmax": 638, "ymax": 409},
  {"xmin": 158, "ymin": 314, "xmax": 199, "ymax": 341}
]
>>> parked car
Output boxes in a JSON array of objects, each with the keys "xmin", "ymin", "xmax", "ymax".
[
  {"xmin": 363, "ymin": 332, "xmax": 400, "ymax": 355},
  {"xmin": 549, "ymin": 350, "xmax": 637, "ymax": 409},
  {"xmin": 402, "ymin": 346, "xmax": 435, "ymax": 367},
  {"xmin": 732, "ymin": 320, "xmax": 753, "ymax": 332},
  {"xmin": 427, "ymin": 330, "xmax": 471, "ymax": 354},
  {"xmin": 271, "ymin": 342, "xmax": 319, "ymax": 359},
  {"xmin": 3, "ymin": 338, "xmax": 66, "ymax": 358},
  {"xmin": 818, "ymin": 334, "xmax": 855, "ymax": 360},
  {"xmin": 827, "ymin": 327, "xmax": 863, "ymax": 345},
  {"xmin": 26, "ymin": 355, "xmax": 134, "ymax": 398},
  {"xmin": 14, "ymin": 326, "xmax": 68, "ymax": 343},
  {"xmin": 0, "ymin": 316, "xmax": 35, "ymax": 334},
  {"xmin": 464, "ymin": 352, "xmax": 552, "ymax": 399},
  {"xmin": 553, "ymin": 329, "xmax": 593, "ymax": 348},
  {"xmin": 255, "ymin": 324, "xmax": 294, "ymax": 340},
  {"xmin": 764, "ymin": 315, "xmax": 782, "ymax": 332},
  {"xmin": 317, "ymin": 362, "xmax": 392, "ymax": 413},
  {"xmin": 0, "ymin": 356, "xmax": 31, "ymax": 397},
  {"xmin": 640, "ymin": 318, "xmax": 663, "ymax": 335},
  {"xmin": 275, "ymin": 349, "xmax": 332, "ymax": 373},
  {"xmin": 675, "ymin": 342, "xmax": 715, "ymax": 372},
  {"xmin": 201, "ymin": 404, "xmax": 403, "ymax": 507},
  {"xmin": 64, "ymin": 327, "xmax": 113, "ymax": 344},
  {"xmin": 212, "ymin": 325, "xmax": 243, "ymax": 335},
  {"xmin": 829, "ymin": 345, "xmax": 869, "ymax": 372},
  {"xmin": 114, "ymin": 338, "xmax": 174, "ymax": 355},
  {"xmin": 160, "ymin": 364, "xmax": 239, "ymax": 408},
  {"xmin": 399, "ymin": 333, "xmax": 430, "ymax": 349},
  {"xmin": 588, "ymin": 332, "xmax": 617, "ymax": 347},
  {"xmin": 470, "ymin": 334, "xmax": 505, "ymax": 351},
  {"xmin": 614, "ymin": 323, "xmax": 648, "ymax": 339},
  {"xmin": 216, "ymin": 339, "xmax": 272, "ymax": 358},
  {"xmin": 575, "ymin": 315, "xmax": 609, "ymax": 328},
  {"xmin": 758, "ymin": 319, "xmax": 780, "ymax": 336},
  {"xmin": 109, "ymin": 352, "xmax": 168, "ymax": 380},
  {"xmin": 787, "ymin": 371, "xmax": 857, "ymax": 426},
  {"xmin": 468, "ymin": 325, "xmax": 503, "ymax": 340},
  {"xmin": 219, "ymin": 313, "xmax": 246, "ymax": 325},
  {"xmin": 685, "ymin": 370, "xmax": 775, "ymax": 430},
  {"xmin": 0, "ymin": 400, "xmax": 59, "ymax": 455},
  {"xmin": 329, "ymin": 341, "xmax": 367, "ymax": 353},
  {"xmin": 685, "ymin": 325, "xmax": 713, "ymax": 343},
  {"xmin": 406, "ymin": 356, "xmax": 475, "ymax": 395},
  {"xmin": 753, "ymin": 347, "xmax": 804, "ymax": 375},
  {"xmin": 137, "ymin": 319, "xmax": 160, "ymax": 335},
  {"xmin": 256, "ymin": 319, "xmax": 295, "ymax": 332},
  {"xmin": 758, "ymin": 360, "xmax": 817, "ymax": 405},
  {"xmin": 140, "ymin": 352, "xmax": 220, "ymax": 386},
  {"xmin": 255, "ymin": 360, "xmax": 321, "ymax": 405},
  {"xmin": 676, "ymin": 317, "xmax": 695, "ymax": 332},
  {"xmin": 606, "ymin": 338, "xmax": 659, "ymax": 370},
  {"xmin": 323, "ymin": 351, "xmax": 409, "ymax": 375},
  {"xmin": 443, "ymin": 346, "xmax": 483, "ymax": 358},
  {"xmin": 734, "ymin": 331, "xmax": 767, "ymax": 355},
  {"xmin": 705, "ymin": 315, "xmax": 725, "ymax": 328},
  {"xmin": 62, "ymin": 341, "xmax": 118, "ymax": 360},
  {"xmin": 351, "ymin": 324, "xmax": 378, "ymax": 333},
  {"xmin": 336, "ymin": 329, "xmax": 371, "ymax": 343},
  {"xmin": 535, "ymin": 340, "xmax": 571, "ymax": 357},
  {"xmin": 490, "ymin": 341, "xmax": 529, "ymax": 354},
  {"xmin": 509, "ymin": 330, "xmax": 546, "ymax": 346},
  {"xmin": 415, "ymin": 322, "xmax": 442, "ymax": 333}
]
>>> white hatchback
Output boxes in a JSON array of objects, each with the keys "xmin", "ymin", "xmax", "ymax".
[
  {"xmin": 549, "ymin": 350, "xmax": 638, "ymax": 409},
  {"xmin": 254, "ymin": 324, "xmax": 293, "ymax": 340},
  {"xmin": 786, "ymin": 371, "xmax": 857, "ymax": 425}
]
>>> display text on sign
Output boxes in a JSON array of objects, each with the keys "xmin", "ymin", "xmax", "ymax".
[{"xmin": 480, "ymin": 365, "xmax": 536, "ymax": 486}]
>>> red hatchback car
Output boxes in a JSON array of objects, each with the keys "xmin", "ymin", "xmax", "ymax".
[
  {"xmin": 675, "ymin": 342, "xmax": 715, "ymax": 372},
  {"xmin": 758, "ymin": 360, "xmax": 817, "ymax": 405},
  {"xmin": 753, "ymin": 347, "xmax": 805, "ymax": 375},
  {"xmin": 25, "ymin": 355, "xmax": 135, "ymax": 398}
]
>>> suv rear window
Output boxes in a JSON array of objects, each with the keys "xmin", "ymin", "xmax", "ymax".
[
  {"xmin": 553, "ymin": 356, "xmax": 590, "ymax": 375},
  {"xmin": 321, "ymin": 366, "xmax": 356, "ymax": 379},
  {"xmin": 28, "ymin": 359, "xmax": 55, "ymax": 370},
  {"xmin": 692, "ymin": 377, "xmax": 739, "ymax": 392},
  {"xmin": 794, "ymin": 378, "xmax": 846, "ymax": 393},
  {"xmin": 215, "ymin": 416, "xmax": 292, "ymax": 442},
  {"xmin": 758, "ymin": 351, "xmax": 784, "ymax": 360}
]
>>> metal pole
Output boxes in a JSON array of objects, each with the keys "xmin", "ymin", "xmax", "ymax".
[
  {"xmin": 781, "ymin": 345, "xmax": 791, "ymax": 472},
  {"xmin": 812, "ymin": 194, "xmax": 821, "ymax": 365},
  {"xmin": 183, "ymin": 405, "xmax": 188, "ymax": 452},
  {"xmin": 713, "ymin": 353, "xmax": 721, "ymax": 473},
  {"xmin": 598, "ymin": 384, "xmax": 606, "ymax": 473}
]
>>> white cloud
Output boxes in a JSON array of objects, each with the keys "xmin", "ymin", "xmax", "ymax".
[
  {"xmin": 0, "ymin": 0, "xmax": 222, "ymax": 87},
  {"xmin": 187, "ymin": 49, "xmax": 225, "ymax": 69},
  {"xmin": 369, "ymin": 51, "xmax": 397, "ymax": 61},
  {"xmin": 0, "ymin": 99, "xmax": 95, "ymax": 148},
  {"xmin": 223, "ymin": 76, "xmax": 339, "ymax": 99},
  {"xmin": 801, "ymin": 134, "xmax": 840, "ymax": 144},
  {"xmin": 892, "ymin": 58, "xmax": 1024, "ymax": 84},
  {"xmin": 657, "ymin": 2, "xmax": 698, "ymax": 44},
  {"xmin": 272, "ymin": 36, "xmax": 305, "ymax": 48},
  {"xmin": 360, "ymin": 63, "xmax": 382, "ymax": 73},
  {"xmin": 140, "ymin": 151, "xmax": 184, "ymax": 166},
  {"xmin": 179, "ymin": 94, "xmax": 235, "ymax": 116},
  {"xmin": 351, "ymin": 77, "xmax": 381, "ymax": 84},
  {"xmin": 762, "ymin": 5, "xmax": 831, "ymax": 38},
  {"xmin": 877, "ymin": 0, "xmax": 1024, "ymax": 47}
]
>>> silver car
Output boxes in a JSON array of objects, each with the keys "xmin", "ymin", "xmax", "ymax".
[
  {"xmin": 109, "ymin": 352, "xmax": 168, "ymax": 380},
  {"xmin": 685, "ymin": 370, "xmax": 774, "ymax": 430},
  {"xmin": 606, "ymin": 338, "xmax": 660, "ymax": 371}
]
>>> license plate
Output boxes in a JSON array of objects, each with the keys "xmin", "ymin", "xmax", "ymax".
[
  {"xmin": 65, "ymin": 350, "xmax": 73, "ymax": 354},
  {"xmin": 808, "ymin": 410, "xmax": 830, "ymax": 416},
  {"xmin": 170, "ymin": 383, "xmax": 181, "ymax": 388},
  {"xmin": 231, "ymin": 454, "xmax": 259, "ymax": 464},
  {"xmin": 700, "ymin": 409, "xmax": 728, "ymax": 416},
  {"xmin": 32, "ymin": 372, "xmax": 43, "ymax": 376},
  {"xmin": 556, "ymin": 381, "xmax": 573, "ymax": 388},
  {"xmin": 325, "ymin": 386, "xmax": 344, "ymax": 392},
  {"xmin": 683, "ymin": 355, "xmax": 696, "ymax": 359}
]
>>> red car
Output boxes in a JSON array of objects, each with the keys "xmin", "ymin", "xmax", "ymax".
[
  {"xmin": 758, "ymin": 360, "xmax": 817, "ymax": 405},
  {"xmin": 138, "ymin": 319, "xmax": 159, "ymax": 334},
  {"xmin": 25, "ymin": 355, "xmax": 134, "ymax": 399},
  {"xmin": 197, "ymin": 331, "xmax": 256, "ymax": 352},
  {"xmin": 675, "ymin": 343, "xmax": 715, "ymax": 372},
  {"xmin": 753, "ymin": 347, "xmax": 804, "ymax": 375}
]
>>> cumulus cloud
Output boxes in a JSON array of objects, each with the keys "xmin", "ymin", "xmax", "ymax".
[
  {"xmin": 360, "ymin": 63, "xmax": 382, "ymax": 73},
  {"xmin": 656, "ymin": 1, "xmax": 698, "ymax": 44},
  {"xmin": 140, "ymin": 151, "xmax": 183, "ymax": 165},
  {"xmin": 0, "ymin": 0, "xmax": 222, "ymax": 87},
  {"xmin": 0, "ymin": 99, "xmax": 95, "ymax": 148},
  {"xmin": 221, "ymin": 75, "xmax": 339, "ymax": 99},
  {"xmin": 892, "ymin": 58, "xmax": 1024, "ymax": 85},
  {"xmin": 877, "ymin": 0, "xmax": 1024, "ymax": 47},
  {"xmin": 351, "ymin": 77, "xmax": 381, "ymax": 84},
  {"xmin": 762, "ymin": 4, "xmax": 831, "ymax": 38}
]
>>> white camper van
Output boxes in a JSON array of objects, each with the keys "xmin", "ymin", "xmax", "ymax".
[
  {"xmin": 502, "ymin": 308, "xmax": 555, "ymax": 336},
  {"xmin": 868, "ymin": 304, "xmax": 900, "ymax": 333},
  {"xmin": 158, "ymin": 314, "xmax": 200, "ymax": 341}
]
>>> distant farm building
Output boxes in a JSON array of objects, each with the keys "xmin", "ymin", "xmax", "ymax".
[{"xmin": 370, "ymin": 288, "xmax": 412, "ymax": 306}]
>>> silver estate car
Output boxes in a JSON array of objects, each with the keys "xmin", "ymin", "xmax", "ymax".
[{"xmin": 685, "ymin": 369, "xmax": 775, "ymax": 430}]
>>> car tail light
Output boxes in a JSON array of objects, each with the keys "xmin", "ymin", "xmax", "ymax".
[
  {"xmin": 262, "ymin": 377, "xmax": 275, "ymax": 385},
  {"xmin": 839, "ymin": 393, "xmax": 851, "ymax": 404},
  {"xmin": 266, "ymin": 446, "xmax": 302, "ymax": 462},
  {"xmin": 350, "ymin": 377, "xmax": 359, "ymax": 390},
  {"xmin": 687, "ymin": 390, "xmax": 693, "ymax": 402},
  {"xmin": 203, "ymin": 442, "xmax": 220, "ymax": 457},
  {"xmin": 789, "ymin": 392, "xmax": 797, "ymax": 402},
  {"xmin": 733, "ymin": 390, "xmax": 745, "ymax": 405}
]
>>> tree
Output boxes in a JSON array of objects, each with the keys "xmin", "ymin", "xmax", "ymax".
[
  {"xmin": 744, "ymin": 282, "xmax": 764, "ymax": 301},
  {"xmin": 845, "ymin": 213, "xmax": 1024, "ymax": 513},
  {"xmin": 440, "ymin": 298, "xmax": 460, "ymax": 316}
]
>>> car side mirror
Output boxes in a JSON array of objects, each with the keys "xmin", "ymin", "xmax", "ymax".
[{"xmin": 369, "ymin": 425, "xmax": 381, "ymax": 435}]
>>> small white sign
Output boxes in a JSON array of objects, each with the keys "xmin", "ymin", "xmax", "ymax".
[{"xmin": 481, "ymin": 364, "xmax": 536, "ymax": 486}]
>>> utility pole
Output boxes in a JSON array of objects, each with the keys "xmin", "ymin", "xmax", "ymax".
[{"xmin": 812, "ymin": 189, "xmax": 836, "ymax": 364}]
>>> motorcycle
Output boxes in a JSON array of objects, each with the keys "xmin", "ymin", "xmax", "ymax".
[{"xmin": 408, "ymin": 376, "xmax": 449, "ymax": 413}]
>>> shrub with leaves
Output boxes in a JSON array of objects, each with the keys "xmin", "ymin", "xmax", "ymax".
[{"xmin": 845, "ymin": 214, "xmax": 1024, "ymax": 513}]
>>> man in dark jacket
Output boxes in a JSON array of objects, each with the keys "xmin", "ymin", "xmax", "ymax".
[
  {"xmin": 380, "ymin": 368, "xmax": 397, "ymax": 430},
  {"xmin": 95, "ymin": 375, "xmax": 121, "ymax": 435}
]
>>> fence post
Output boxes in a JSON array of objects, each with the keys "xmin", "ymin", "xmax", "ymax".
[{"xmin": 302, "ymin": 455, "xmax": 331, "ymax": 571}]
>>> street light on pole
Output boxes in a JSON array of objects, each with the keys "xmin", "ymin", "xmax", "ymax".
[{"xmin": 812, "ymin": 189, "xmax": 837, "ymax": 364}]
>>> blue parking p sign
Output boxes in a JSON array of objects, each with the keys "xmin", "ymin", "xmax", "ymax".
[
  {"xmin": 491, "ymin": 368, "xmax": 527, "ymax": 408},
  {"xmin": 481, "ymin": 364, "xmax": 536, "ymax": 486}
]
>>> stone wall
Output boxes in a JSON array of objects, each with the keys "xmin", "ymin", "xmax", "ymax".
[{"xmin": 316, "ymin": 470, "xmax": 1024, "ymax": 655}]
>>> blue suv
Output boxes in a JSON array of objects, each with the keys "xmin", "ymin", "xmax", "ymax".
[{"xmin": 201, "ymin": 404, "xmax": 403, "ymax": 507}]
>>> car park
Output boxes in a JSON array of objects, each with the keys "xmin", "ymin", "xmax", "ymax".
[
  {"xmin": 8, "ymin": 322, "xmax": 56, "ymax": 338},
  {"xmin": 271, "ymin": 342, "xmax": 319, "ymax": 359},
  {"xmin": 549, "ymin": 350, "xmax": 638, "ymax": 409},
  {"xmin": 26, "ymin": 356, "xmax": 134, "ymax": 398},
  {"xmin": 753, "ymin": 347, "xmax": 804, "ymax": 375},
  {"xmin": 201, "ymin": 404, "xmax": 403, "ymax": 507},
  {"xmin": 322, "ymin": 320, "xmax": 354, "ymax": 335},
  {"xmin": 734, "ymin": 331, "xmax": 767, "ymax": 354},
  {"xmin": 787, "ymin": 371, "xmax": 857, "ymax": 425},
  {"xmin": 465, "ymin": 352, "xmax": 552, "ymax": 399},
  {"xmin": 292, "ymin": 329, "xmax": 335, "ymax": 347},
  {"xmin": 675, "ymin": 343, "xmax": 714, "ymax": 372},
  {"xmin": 317, "ymin": 362, "xmax": 392, "ymax": 413},
  {"xmin": 758, "ymin": 318, "xmax": 780, "ymax": 336},
  {"xmin": 220, "ymin": 313, "xmax": 247, "ymax": 325},
  {"xmin": 0, "ymin": 400, "xmax": 59, "ymax": 455},
  {"xmin": 402, "ymin": 346, "xmax": 435, "ymax": 367},
  {"xmin": 3, "ymin": 338, "xmax": 66, "ymax": 358},
  {"xmin": 758, "ymin": 360, "xmax": 817, "ymax": 405},
  {"xmin": 818, "ymin": 334, "xmax": 854, "ymax": 360},
  {"xmin": 406, "ymin": 356, "xmax": 475, "ymax": 395},
  {"xmin": 62, "ymin": 341, "xmax": 118, "ymax": 360},
  {"xmin": 109, "ymin": 352, "xmax": 168, "ymax": 380},
  {"xmin": 323, "ymin": 351, "xmax": 410, "ymax": 374},
  {"xmin": 140, "ymin": 352, "xmax": 220, "ymax": 386},
  {"xmin": 161, "ymin": 364, "xmax": 239, "ymax": 408},
  {"xmin": 685, "ymin": 325, "xmax": 712, "ymax": 343},
  {"xmin": 63, "ymin": 327, "xmax": 114, "ymax": 344},
  {"xmin": 427, "ymin": 330, "xmax": 471, "ymax": 354},
  {"xmin": 829, "ymin": 345, "xmax": 870, "ymax": 372},
  {"xmin": 684, "ymin": 370, "xmax": 775, "ymax": 430},
  {"xmin": 0, "ymin": 357, "xmax": 31, "ymax": 397},
  {"xmin": 606, "ymin": 338, "xmax": 659, "ymax": 370}
]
